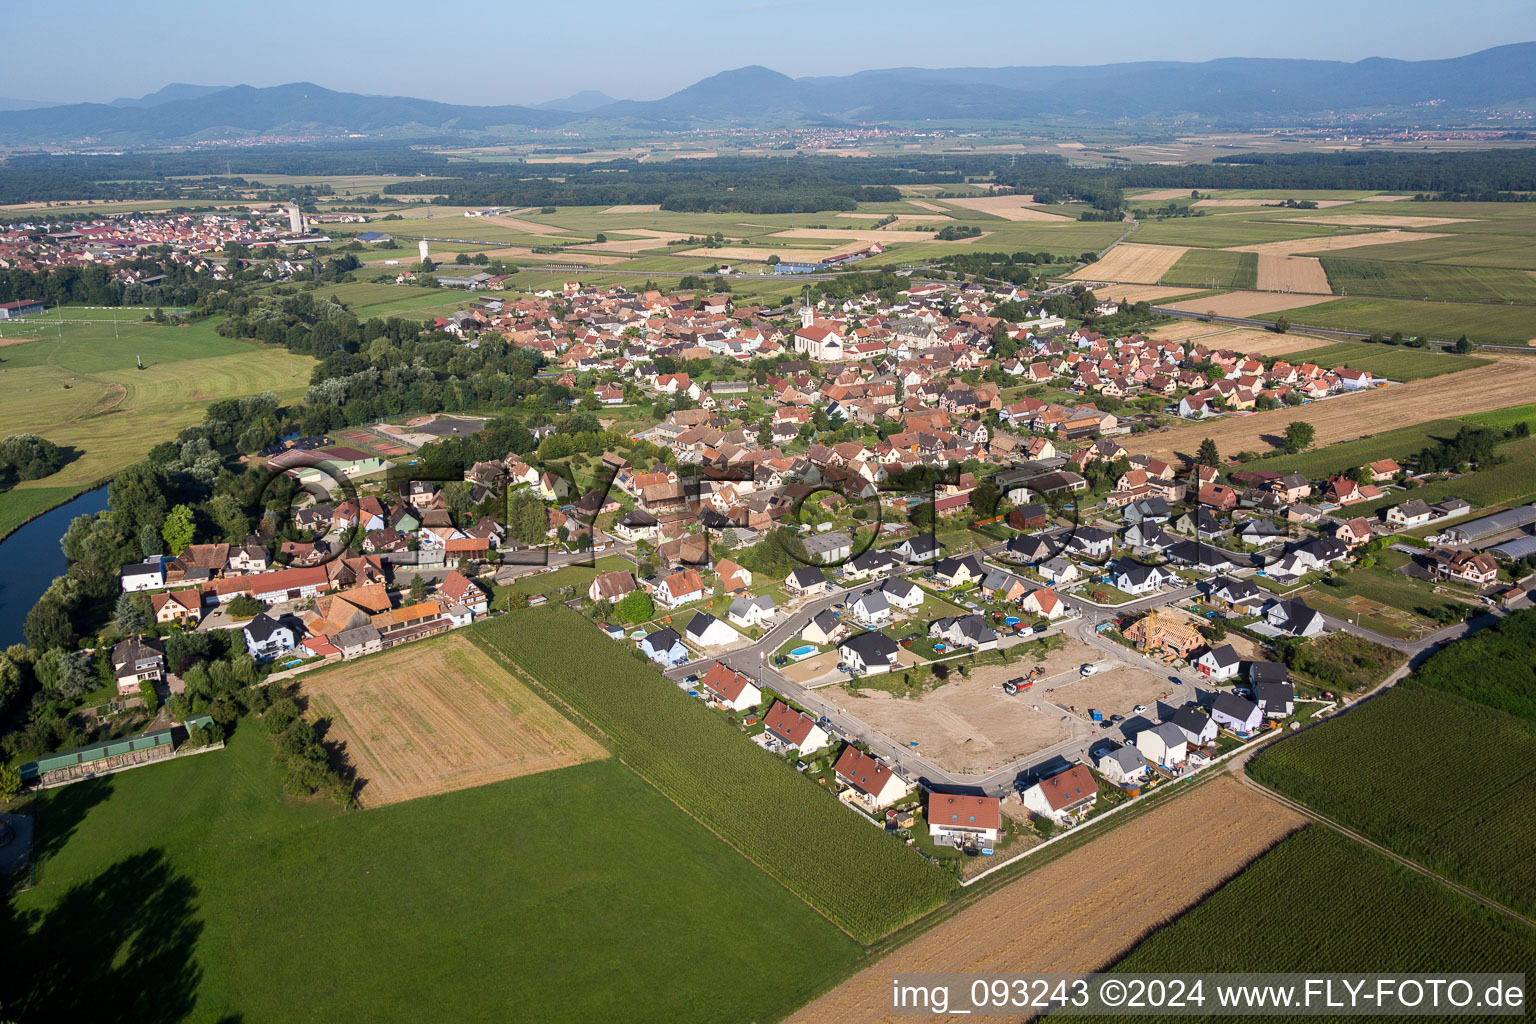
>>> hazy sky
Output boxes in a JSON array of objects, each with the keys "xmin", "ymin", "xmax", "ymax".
[{"xmin": 5, "ymin": 0, "xmax": 1535, "ymax": 106}]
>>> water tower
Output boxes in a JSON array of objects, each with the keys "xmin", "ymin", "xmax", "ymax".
[
  {"xmin": 418, "ymin": 240, "xmax": 430, "ymax": 262},
  {"xmin": 288, "ymin": 205, "xmax": 304, "ymax": 234}
]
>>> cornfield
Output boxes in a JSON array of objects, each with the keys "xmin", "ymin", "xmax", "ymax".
[{"xmin": 1250, "ymin": 683, "xmax": 1536, "ymax": 918}]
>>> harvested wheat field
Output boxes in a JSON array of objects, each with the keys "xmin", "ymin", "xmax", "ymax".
[
  {"xmin": 478, "ymin": 214, "xmax": 572, "ymax": 237},
  {"xmin": 600, "ymin": 204, "xmax": 661, "ymax": 214},
  {"xmin": 1229, "ymin": 230, "xmax": 1449, "ymax": 257},
  {"xmin": 938, "ymin": 196, "xmax": 1074, "ymax": 222},
  {"xmin": 1192, "ymin": 198, "xmax": 1353, "ymax": 208},
  {"xmin": 1130, "ymin": 188, "xmax": 1193, "ymax": 201},
  {"xmin": 1093, "ymin": 284, "xmax": 1202, "ymax": 304},
  {"xmin": 1124, "ymin": 357, "xmax": 1536, "ymax": 461},
  {"xmin": 1359, "ymin": 194, "xmax": 1414, "ymax": 202},
  {"xmin": 908, "ymin": 200, "xmax": 951, "ymax": 212},
  {"xmin": 1255, "ymin": 254, "xmax": 1332, "ymax": 294},
  {"xmin": 301, "ymin": 634, "xmax": 606, "ymax": 807},
  {"xmin": 1150, "ymin": 320, "xmax": 1239, "ymax": 342},
  {"xmin": 1069, "ymin": 243, "xmax": 1188, "ymax": 284},
  {"xmin": 1190, "ymin": 328, "xmax": 1342, "ymax": 358},
  {"xmin": 682, "ymin": 245, "xmax": 863, "ymax": 262},
  {"xmin": 1163, "ymin": 290, "xmax": 1338, "ymax": 317},
  {"xmin": 836, "ymin": 211, "xmax": 951, "ymax": 221},
  {"xmin": 772, "ymin": 227, "xmax": 953, "ymax": 243},
  {"xmin": 1293, "ymin": 214, "xmax": 1473, "ymax": 228},
  {"xmin": 788, "ymin": 776, "xmax": 1305, "ymax": 1024}
]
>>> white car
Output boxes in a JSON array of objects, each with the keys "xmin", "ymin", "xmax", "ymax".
[
  {"xmin": 1080, "ymin": 663, "xmax": 1101, "ymax": 676},
  {"xmin": 1133, "ymin": 704, "xmax": 1149, "ymax": 714}
]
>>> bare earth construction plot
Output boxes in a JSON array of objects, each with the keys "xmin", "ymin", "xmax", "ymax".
[
  {"xmin": 300, "ymin": 634, "xmax": 606, "ymax": 806},
  {"xmin": 789, "ymin": 776, "xmax": 1306, "ymax": 1024},
  {"xmin": 1125, "ymin": 357, "xmax": 1536, "ymax": 461},
  {"xmin": 1070, "ymin": 243, "xmax": 1188, "ymax": 284}
]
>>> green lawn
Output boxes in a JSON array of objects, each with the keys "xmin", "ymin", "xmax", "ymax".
[
  {"xmin": 9, "ymin": 731, "xmax": 859, "ymax": 1023},
  {"xmin": 493, "ymin": 554, "xmax": 632, "ymax": 604},
  {"xmin": 0, "ymin": 483, "xmax": 90, "ymax": 541}
]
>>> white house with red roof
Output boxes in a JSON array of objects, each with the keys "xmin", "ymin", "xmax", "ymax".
[
  {"xmin": 833, "ymin": 747, "xmax": 910, "ymax": 810},
  {"xmin": 762, "ymin": 700, "xmax": 830, "ymax": 754},
  {"xmin": 700, "ymin": 661, "xmax": 762, "ymax": 712},
  {"xmin": 927, "ymin": 792, "xmax": 1001, "ymax": 844},
  {"xmin": 1021, "ymin": 764, "xmax": 1100, "ymax": 825}
]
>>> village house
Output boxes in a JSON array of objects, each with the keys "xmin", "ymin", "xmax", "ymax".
[
  {"xmin": 833, "ymin": 747, "xmax": 910, "ymax": 810},
  {"xmin": 763, "ymin": 700, "xmax": 830, "ymax": 753},
  {"xmin": 700, "ymin": 661, "xmax": 762, "ymax": 711},
  {"xmin": 927, "ymin": 792, "xmax": 1002, "ymax": 845},
  {"xmin": 1021, "ymin": 764, "xmax": 1099, "ymax": 825}
]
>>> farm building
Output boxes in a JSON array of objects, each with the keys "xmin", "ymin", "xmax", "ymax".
[
  {"xmin": 1443, "ymin": 503, "xmax": 1536, "ymax": 544},
  {"xmin": 18, "ymin": 715, "xmax": 214, "ymax": 786},
  {"xmin": 0, "ymin": 299, "xmax": 44, "ymax": 318}
]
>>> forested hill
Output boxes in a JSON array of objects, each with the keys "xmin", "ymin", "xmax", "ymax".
[{"xmin": 3, "ymin": 43, "xmax": 1534, "ymax": 145}]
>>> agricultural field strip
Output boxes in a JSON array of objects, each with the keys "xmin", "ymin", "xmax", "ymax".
[{"xmin": 471, "ymin": 608, "xmax": 956, "ymax": 942}]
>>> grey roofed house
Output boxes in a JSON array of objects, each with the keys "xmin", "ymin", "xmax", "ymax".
[
  {"xmin": 1206, "ymin": 574, "xmax": 1262, "ymax": 607},
  {"xmin": 1393, "ymin": 498, "xmax": 1432, "ymax": 520},
  {"xmin": 929, "ymin": 614, "xmax": 997, "ymax": 647},
  {"xmin": 684, "ymin": 612, "xmax": 726, "ymax": 639},
  {"xmin": 1212, "ymin": 691, "xmax": 1262, "ymax": 727},
  {"xmin": 1275, "ymin": 471, "xmax": 1308, "ymax": 491},
  {"xmin": 1097, "ymin": 744, "xmax": 1148, "ymax": 777},
  {"xmin": 1069, "ymin": 526, "xmax": 1114, "ymax": 553},
  {"xmin": 111, "ymin": 636, "xmax": 163, "ymax": 675},
  {"xmin": 849, "ymin": 590, "xmax": 891, "ymax": 619},
  {"xmin": 1294, "ymin": 536, "xmax": 1347, "ymax": 563},
  {"xmin": 787, "ymin": 565, "xmax": 829, "ymax": 590},
  {"xmin": 898, "ymin": 535, "xmax": 945, "ymax": 560},
  {"xmin": 1248, "ymin": 660, "xmax": 1289, "ymax": 685},
  {"xmin": 1115, "ymin": 560, "xmax": 1163, "ymax": 589},
  {"xmin": 728, "ymin": 593, "xmax": 775, "ymax": 619},
  {"xmin": 1200, "ymin": 643, "xmax": 1241, "ymax": 671},
  {"xmin": 881, "ymin": 577, "xmax": 920, "ymax": 602},
  {"xmin": 1266, "ymin": 597, "xmax": 1326, "ymax": 636},
  {"xmin": 244, "ymin": 613, "xmax": 287, "ymax": 644},
  {"xmin": 1124, "ymin": 497, "xmax": 1171, "ymax": 523},
  {"xmin": 838, "ymin": 629, "xmax": 901, "ymax": 667},
  {"xmin": 1165, "ymin": 539, "xmax": 1230, "ymax": 571},
  {"xmin": 617, "ymin": 508, "xmax": 659, "ymax": 528},
  {"xmin": 806, "ymin": 608, "xmax": 840, "ymax": 638},
  {"xmin": 1123, "ymin": 521, "xmax": 1174, "ymax": 550},
  {"xmin": 1169, "ymin": 705, "xmax": 1215, "ymax": 745},
  {"xmin": 848, "ymin": 548, "xmax": 899, "ymax": 574},
  {"xmin": 1253, "ymin": 677, "xmax": 1295, "ymax": 716},
  {"xmin": 1237, "ymin": 518, "xmax": 1284, "ymax": 539},
  {"xmin": 335, "ymin": 623, "xmax": 382, "ymax": 653},
  {"xmin": 933, "ymin": 554, "xmax": 985, "ymax": 581},
  {"xmin": 644, "ymin": 627, "xmax": 682, "ymax": 649}
]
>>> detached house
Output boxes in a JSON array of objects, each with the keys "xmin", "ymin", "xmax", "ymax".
[
  {"xmin": 655, "ymin": 568, "xmax": 706, "ymax": 609},
  {"xmin": 1021, "ymin": 764, "xmax": 1099, "ymax": 825},
  {"xmin": 763, "ymin": 700, "xmax": 830, "ymax": 753},
  {"xmin": 243, "ymin": 613, "xmax": 297, "ymax": 661},
  {"xmin": 110, "ymin": 637, "xmax": 164, "ymax": 696},
  {"xmin": 834, "ymin": 747, "xmax": 910, "ymax": 810},
  {"xmin": 700, "ymin": 661, "xmax": 762, "ymax": 711},
  {"xmin": 927, "ymin": 792, "xmax": 1002, "ymax": 845}
]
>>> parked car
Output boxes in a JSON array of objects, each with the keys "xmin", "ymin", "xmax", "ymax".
[
  {"xmin": 1080, "ymin": 663, "xmax": 1102, "ymax": 676},
  {"xmin": 1133, "ymin": 704, "xmax": 1149, "ymax": 713}
]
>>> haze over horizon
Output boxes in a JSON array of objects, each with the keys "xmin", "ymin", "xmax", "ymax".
[{"xmin": 5, "ymin": 0, "xmax": 1535, "ymax": 109}]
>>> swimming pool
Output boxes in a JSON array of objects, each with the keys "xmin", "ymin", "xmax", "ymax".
[{"xmin": 789, "ymin": 645, "xmax": 817, "ymax": 659}]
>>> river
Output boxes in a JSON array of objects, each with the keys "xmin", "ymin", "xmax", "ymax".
[{"xmin": 0, "ymin": 486, "xmax": 112, "ymax": 648}]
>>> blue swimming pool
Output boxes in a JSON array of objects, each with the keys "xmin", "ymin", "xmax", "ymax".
[{"xmin": 789, "ymin": 645, "xmax": 817, "ymax": 659}]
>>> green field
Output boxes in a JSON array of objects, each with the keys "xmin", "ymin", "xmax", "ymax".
[
  {"xmin": 1413, "ymin": 610, "xmax": 1536, "ymax": 724},
  {"xmin": 9, "ymin": 729, "xmax": 859, "ymax": 1023},
  {"xmin": 0, "ymin": 484, "xmax": 90, "ymax": 541},
  {"xmin": 1249, "ymin": 417, "xmax": 1465, "ymax": 478},
  {"xmin": 1319, "ymin": 257, "xmax": 1536, "ymax": 304},
  {"xmin": 0, "ymin": 310, "xmax": 315, "ymax": 536},
  {"xmin": 473, "ymin": 606, "xmax": 958, "ymax": 940},
  {"xmin": 1275, "ymin": 341, "xmax": 1489, "ymax": 381},
  {"xmin": 1461, "ymin": 401, "xmax": 1536, "ymax": 430},
  {"xmin": 1159, "ymin": 248, "xmax": 1258, "ymax": 290},
  {"xmin": 1249, "ymin": 683, "xmax": 1536, "ymax": 918},
  {"xmin": 1110, "ymin": 825, "xmax": 1536, "ymax": 983},
  {"xmin": 1253, "ymin": 296, "xmax": 1536, "ymax": 346},
  {"xmin": 1131, "ymin": 218, "xmax": 1370, "ymax": 249},
  {"xmin": 1356, "ymin": 434, "xmax": 1536, "ymax": 515}
]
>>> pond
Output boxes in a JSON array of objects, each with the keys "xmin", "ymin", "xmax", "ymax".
[{"xmin": 0, "ymin": 486, "xmax": 111, "ymax": 647}]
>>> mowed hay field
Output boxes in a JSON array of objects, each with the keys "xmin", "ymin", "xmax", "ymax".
[
  {"xmin": 1163, "ymin": 290, "xmax": 1339, "ymax": 317},
  {"xmin": 11, "ymin": 729, "xmax": 861, "ymax": 1024},
  {"xmin": 937, "ymin": 195, "xmax": 1075, "ymax": 221},
  {"xmin": 788, "ymin": 776, "xmax": 1305, "ymax": 1024},
  {"xmin": 1071, "ymin": 243, "xmax": 1188, "ymax": 284},
  {"xmin": 1255, "ymin": 254, "xmax": 1331, "ymax": 293},
  {"xmin": 301, "ymin": 634, "xmax": 606, "ymax": 806},
  {"xmin": 1125, "ymin": 356, "xmax": 1535, "ymax": 462},
  {"xmin": 0, "ymin": 312, "xmax": 314, "ymax": 528}
]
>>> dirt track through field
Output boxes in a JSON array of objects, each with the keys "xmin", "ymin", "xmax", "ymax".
[
  {"xmin": 301, "ymin": 635, "xmax": 605, "ymax": 806},
  {"xmin": 1069, "ymin": 243, "xmax": 1188, "ymax": 284},
  {"xmin": 1124, "ymin": 357, "xmax": 1536, "ymax": 462},
  {"xmin": 788, "ymin": 776, "xmax": 1305, "ymax": 1024},
  {"xmin": 1256, "ymin": 254, "xmax": 1332, "ymax": 294}
]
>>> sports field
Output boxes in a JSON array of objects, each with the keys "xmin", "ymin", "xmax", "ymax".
[
  {"xmin": 300, "ymin": 634, "xmax": 606, "ymax": 806},
  {"xmin": 9, "ymin": 725, "xmax": 860, "ymax": 1023},
  {"xmin": 0, "ymin": 310, "xmax": 315, "ymax": 536}
]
